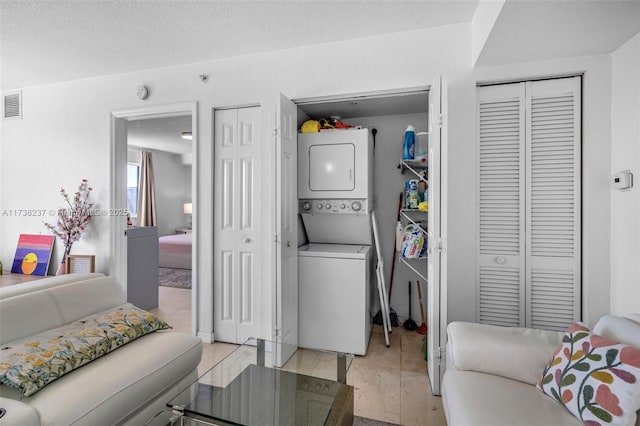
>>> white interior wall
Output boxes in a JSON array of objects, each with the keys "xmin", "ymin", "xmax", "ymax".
[
  {"xmin": 471, "ymin": 54, "xmax": 613, "ymax": 328},
  {"xmin": 471, "ymin": 0, "xmax": 505, "ymax": 67},
  {"xmin": 0, "ymin": 18, "xmax": 632, "ymax": 334},
  {"xmin": 141, "ymin": 148, "xmax": 190, "ymax": 236},
  {"xmin": 126, "ymin": 147, "xmax": 192, "ymax": 235},
  {"xmin": 610, "ymin": 33, "xmax": 640, "ymax": 316},
  {"xmin": 0, "ymin": 23, "xmax": 470, "ymax": 338}
]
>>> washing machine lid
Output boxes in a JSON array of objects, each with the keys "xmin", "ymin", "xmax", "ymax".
[{"xmin": 298, "ymin": 243, "xmax": 371, "ymax": 259}]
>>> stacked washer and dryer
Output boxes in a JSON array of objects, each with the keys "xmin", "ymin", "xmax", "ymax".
[{"xmin": 297, "ymin": 128, "xmax": 374, "ymax": 356}]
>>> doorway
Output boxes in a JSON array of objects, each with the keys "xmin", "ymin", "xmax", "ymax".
[
  {"xmin": 128, "ymin": 115, "xmax": 193, "ymax": 331},
  {"xmin": 293, "ymin": 89, "xmax": 432, "ymax": 331},
  {"xmin": 110, "ymin": 102, "xmax": 198, "ymax": 335},
  {"xmin": 293, "ymin": 81, "xmax": 447, "ymax": 395}
]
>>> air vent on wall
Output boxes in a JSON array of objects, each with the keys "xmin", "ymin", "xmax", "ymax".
[{"xmin": 3, "ymin": 90, "xmax": 22, "ymax": 119}]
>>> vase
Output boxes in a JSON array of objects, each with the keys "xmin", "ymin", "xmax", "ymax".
[{"xmin": 56, "ymin": 261, "xmax": 66, "ymax": 276}]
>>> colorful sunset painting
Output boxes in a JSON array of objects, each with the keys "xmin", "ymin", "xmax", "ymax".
[{"xmin": 11, "ymin": 234, "xmax": 55, "ymax": 276}]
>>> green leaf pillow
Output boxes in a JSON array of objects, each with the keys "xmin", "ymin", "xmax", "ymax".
[
  {"xmin": 537, "ymin": 323, "xmax": 640, "ymax": 426},
  {"xmin": 0, "ymin": 303, "xmax": 170, "ymax": 396}
]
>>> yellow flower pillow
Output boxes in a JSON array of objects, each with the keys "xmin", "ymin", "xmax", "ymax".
[{"xmin": 0, "ymin": 303, "xmax": 170, "ymax": 396}]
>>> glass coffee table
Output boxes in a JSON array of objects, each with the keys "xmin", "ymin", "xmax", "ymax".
[{"xmin": 146, "ymin": 338, "xmax": 354, "ymax": 426}]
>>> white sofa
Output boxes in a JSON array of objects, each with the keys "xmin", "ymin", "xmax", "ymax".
[
  {"xmin": 442, "ymin": 315, "xmax": 640, "ymax": 426},
  {"xmin": 0, "ymin": 273, "xmax": 202, "ymax": 426}
]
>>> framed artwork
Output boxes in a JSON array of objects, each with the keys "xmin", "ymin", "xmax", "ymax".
[
  {"xmin": 65, "ymin": 255, "xmax": 95, "ymax": 274},
  {"xmin": 11, "ymin": 234, "xmax": 55, "ymax": 276}
]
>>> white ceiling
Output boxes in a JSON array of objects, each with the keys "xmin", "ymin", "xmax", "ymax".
[
  {"xmin": 1, "ymin": 0, "xmax": 638, "ymax": 105},
  {"xmin": 476, "ymin": 0, "xmax": 640, "ymax": 67},
  {"xmin": 127, "ymin": 115, "xmax": 192, "ymax": 155},
  {"xmin": 0, "ymin": 0, "xmax": 479, "ymax": 90},
  {"xmin": 5, "ymin": 1, "xmax": 637, "ymax": 155}
]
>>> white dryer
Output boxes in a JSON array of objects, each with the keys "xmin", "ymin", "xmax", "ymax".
[
  {"xmin": 298, "ymin": 128, "xmax": 373, "ymax": 201},
  {"xmin": 298, "ymin": 243, "xmax": 373, "ymax": 356},
  {"xmin": 298, "ymin": 128, "xmax": 374, "ymax": 245}
]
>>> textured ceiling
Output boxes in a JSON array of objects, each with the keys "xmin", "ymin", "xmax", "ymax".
[
  {"xmin": 2, "ymin": 1, "xmax": 638, "ymax": 91},
  {"xmin": 0, "ymin": 0, "xmax": 479, "ymax": 90}
]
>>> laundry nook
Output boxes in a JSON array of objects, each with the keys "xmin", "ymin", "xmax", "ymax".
[{"xmin": 297, "ymin": 128, "xmax": 374, "ymax": 356}]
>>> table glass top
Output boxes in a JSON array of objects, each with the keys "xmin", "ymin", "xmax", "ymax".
[{"xmin": 167, "ymin": 338, "xmax": 354, "ymax": 426}]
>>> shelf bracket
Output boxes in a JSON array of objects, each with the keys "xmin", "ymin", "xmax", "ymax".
[
  {"xmin": 399, "ymin": 160, "xmax": 428, "ymax": 182},
  {"xmin": 400, "ymin": 211, "xmax": 427, "ymax": 234},
  {"xmin": 399, "ymin": 257, "xmax": 428, "ymax": 283}
]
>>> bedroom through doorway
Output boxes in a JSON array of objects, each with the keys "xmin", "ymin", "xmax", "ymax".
[{"xmin": 126, "ymin": 114, "xmax": 194, "ymax": 333}]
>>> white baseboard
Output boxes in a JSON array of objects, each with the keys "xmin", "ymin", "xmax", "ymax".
[{"xmin": 197, "ymin": 331, "xmax": 214, "ymax": 344}]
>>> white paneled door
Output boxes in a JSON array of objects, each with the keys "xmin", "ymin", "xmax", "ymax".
[
  {"xmin": 274, "ymin": 93, "xmax": 298, "ymax": 367},
  {"xmin": 214, "ymin": 106, "xmax": 262, "ymax": 344},
  {"xmin": 477, "ymin": 77, "xmax": 581, "ymax": 332}
]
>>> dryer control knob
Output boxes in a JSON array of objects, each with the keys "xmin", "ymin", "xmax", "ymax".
[
  {"xmin": 317, "ymin": 204, "xmax": 323, "ymax": 209},
  {"xmin": 340, "ymin": 203, "xmax": 346, "ymax": 209},
  {"xmin": 325, "ymin": 203, "xmax": 331, "ymax": 209},
  {"xmin": 351, "ymin": 201, "xmax": 362, "ymax": 211},
  {"xmin": 301, "ymin": 201, "xmax": 311, "ymax": 211}
]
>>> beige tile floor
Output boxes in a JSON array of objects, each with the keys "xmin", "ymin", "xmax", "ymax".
[{"xmin": 154, "ymin": 286, "xmax": 447, "ymax": 426}]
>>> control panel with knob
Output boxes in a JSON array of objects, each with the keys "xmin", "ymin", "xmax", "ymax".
[{"xmin": 298, "ymin": 199, "xmax": 368, "ymax": 214}]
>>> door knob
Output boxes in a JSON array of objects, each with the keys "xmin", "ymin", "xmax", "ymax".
[
  {"xmin": 287, "ymin": 241, "xmax": 291, "ymax": 247},
  {"xmin": 243, "ymin": 238, "xmax": 251, "ymax": 243},
  {"xmin": 495, "ymin": 256, "xmax": 506, "ymax": 265}
]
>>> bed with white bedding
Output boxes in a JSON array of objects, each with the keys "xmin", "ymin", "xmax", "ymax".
[{"xmin": 158, "ymin": 233, "xmax": 192, "ymax": 269}]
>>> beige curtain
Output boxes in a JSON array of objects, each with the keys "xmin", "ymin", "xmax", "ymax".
[{"xmin": 137, "ymin": 150, "xmax": 157, "ymax": 226}]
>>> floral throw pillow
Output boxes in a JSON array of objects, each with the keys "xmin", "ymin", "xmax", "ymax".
[
  {"xmin": 0, "ymin": 303, "xmax": 170, "ymax": 396},
  {"xmin": 537, "ymin": 323, "xmax": 640, "ymax": 426}
]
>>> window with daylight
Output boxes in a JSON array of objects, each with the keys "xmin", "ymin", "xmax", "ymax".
[{"xmin": 127, "ymin": 163, "xmax": 140, "ymax": 218}]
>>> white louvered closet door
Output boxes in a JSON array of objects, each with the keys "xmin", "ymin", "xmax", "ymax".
[
  {"xmin": 477, "ymin": 77, "xmax": 581, "ymax": 331},
  {"xmin": 525, "ymin": 78, "xmax": 581, "ymax": 331},
  {"xmin": 477, "ymin": 83, "xmax": 526, "ymax": 327}
]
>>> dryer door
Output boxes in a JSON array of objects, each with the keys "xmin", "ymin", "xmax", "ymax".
[
  {"xmin": 298, "ymin": 129, "xmax": 370, "ymax": 200},
  {"xmin": 309, "ymin": 143, "xmax": 355, "ymax": 191}
]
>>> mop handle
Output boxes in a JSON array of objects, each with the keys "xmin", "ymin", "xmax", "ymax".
[{"xmin": 416, "ymin": 280, "xmax": 426, "ymax": 324}]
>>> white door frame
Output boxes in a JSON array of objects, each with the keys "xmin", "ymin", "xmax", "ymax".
[
  {"xmin": 110, "ymin": 102, "xmax": 198, "ymax": 335},
  {"xmin": 294, "ymin": 85, "xmax": 448, "ymax": 368}
]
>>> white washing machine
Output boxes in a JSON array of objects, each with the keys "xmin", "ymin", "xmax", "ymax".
[{"xmin": 298, "ymin": 243, "xmax": 373, "ymax": 356}]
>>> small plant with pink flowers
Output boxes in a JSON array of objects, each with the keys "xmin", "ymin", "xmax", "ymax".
[{"xmin": 44, "ymin": 179, "xmax": 94, "ymax": 267}]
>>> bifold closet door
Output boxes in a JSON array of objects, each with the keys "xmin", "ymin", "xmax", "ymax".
[
  {"xmin": 477, "ymin": 77, "xmax": 581, "ymax": 331},
  {"xmin": 477, "ymin": 83, "xmax": 526, "ymax": 327},
  {"xmin": 214, "ymin": 107, "xmax": 262, "ymax": 344},
  {"xmin": 525, "ymin": 78, "xmax": 581, "ymax": 331}
]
